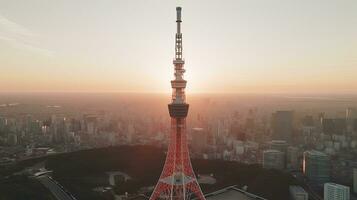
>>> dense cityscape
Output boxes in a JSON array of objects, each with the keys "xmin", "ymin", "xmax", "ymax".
[{"xmin": 0, "ymin": 93, "xmax": 357, "ymax": 199}]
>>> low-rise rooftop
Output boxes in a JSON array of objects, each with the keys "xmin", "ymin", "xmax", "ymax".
[{"xmin": 204, "ymin": 186, "xmax": 267, "ymax": 200}]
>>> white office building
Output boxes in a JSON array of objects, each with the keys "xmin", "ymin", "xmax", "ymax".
[
  {"xmin": 324, "ymin": 183, "xmax": 350, "ymax": 200},
  {"xmin": 262, "ymin": 149, "xmax": 285, "ymax": 170}
]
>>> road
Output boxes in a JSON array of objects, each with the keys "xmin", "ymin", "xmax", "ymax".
[{"xmin": 37, "ymin": 175, "xmax": 76, "ymax": 200}]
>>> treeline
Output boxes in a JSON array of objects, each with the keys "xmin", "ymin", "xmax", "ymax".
[{"xmin": 45, "ymin": 145, "xmax": 298, "ymax": 200}]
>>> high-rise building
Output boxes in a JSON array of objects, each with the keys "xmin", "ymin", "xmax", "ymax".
[
  {"xmin": 302, "ymin": 115, "xmax": 314, "ymax": 127},
  {"xmin": 270, "ymin": 140, "xmax": 288, "ymax": 153},
  {"xmin": 150, "ymin": 7, "xmax": 206, "ymax": 200},
  {"xmin": 322, "ymin": 118, "xmax": 347, "ymax": 135},
  {"xmin": 303, "ymin": 150, "xmax": 330, "ymax": 183},
  {"xmin": 289, "ymin": 185, "xmax": 308, "ymax": 200},
  {"xmin": 0, "ymin": 117, "xmax": 6, "ymax": 131},
  {"xmin": 7, "ymin": 134, "xmax": 17, "ymax": 146},
  {"xmin": 287, "ymin": 146, "xmax": 299, "ymax": 169},
  {"xmin": 230, "ymin": 122, "xmax": 246, "ymax": 141},
  {"xmin": 270, "ymin": 140, "xmax": 288, "ymax": 168},
  {"xmin": 262, "ymin": 149, "xmax": 285, "ymax": 170},
  {"xmin": 84, "ymin": 115, "xmax": 97, "ymax": 135},
  {"xmin": 353, "ymin": 168, "xmax": 357, "ymax": 193},
  {"xmin": 271, "ymin": 111, "xmax": 293, "ymax": 143},
  {"xmin": 191, "ymin": 128, "xmax": 207, "ymax": 154},
  {"xmin": 324, "ymin": 183, "xmax": 350, "ymax": 200},
  {"xmin": 346, "ymin": 108, "xmax": 357, "ymax": 134}
]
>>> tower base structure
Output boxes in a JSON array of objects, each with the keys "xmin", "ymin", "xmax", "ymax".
[{"xmin": 150, "ymin": 117, "xmax": 206, "ymax": 200}]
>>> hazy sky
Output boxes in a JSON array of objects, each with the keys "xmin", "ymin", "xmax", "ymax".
[{"xmin": 0, "ymin": 0, "xmax": 356, "ymax": 93}]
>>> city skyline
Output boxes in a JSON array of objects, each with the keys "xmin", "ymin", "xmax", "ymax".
[{"xmin": 1, "ymin": 0, "xmax": 357, "ymax": 94}]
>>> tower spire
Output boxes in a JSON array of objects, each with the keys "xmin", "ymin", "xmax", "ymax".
[
  {"xmin": 175, "ymin": 7, "xmax": 182, "ymax": 60},
  {"xmin": 171, "ymin": 6, "xmax": 186, "ymax": 105},
  {"xmin": 149, "ymin": 7, "xmax": 206, "ymax": 200}
]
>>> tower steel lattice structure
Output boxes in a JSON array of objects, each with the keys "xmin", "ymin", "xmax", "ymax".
[{"xmin": 149, "ymin": 7, "xmax": 206, "ymax": 200}]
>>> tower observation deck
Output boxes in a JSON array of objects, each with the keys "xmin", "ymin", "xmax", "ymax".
[{"xmin": 149, "ymin": 7, "xmax": 206, "ymax": 200}]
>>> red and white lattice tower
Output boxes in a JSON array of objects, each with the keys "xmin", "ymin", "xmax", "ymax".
[{"xmin": 149, "ymin": 7, "xmax": 206, "ymax": 200}]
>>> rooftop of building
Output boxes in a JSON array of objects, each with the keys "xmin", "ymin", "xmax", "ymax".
[
  {"xmin": 204, "ymin": 186, "xmax": 267, "ymax": 200},
  {"xmin": 324, "ymin": 182, "xmax": 350, "ymax": 188},
  {"xmin": 271, "ymin": 140, "xmax": 288, "ymax": 144},
  {"xmin": 304, "ymin": 150, "xmax": 328, "ymax": 157},
  {"xmin": 263, "ymin": 149, "xmax": 283, "ymax": 153},
  {"xmin": 289, "ymin": 185, "xmax": 307, "ymax": 194}
]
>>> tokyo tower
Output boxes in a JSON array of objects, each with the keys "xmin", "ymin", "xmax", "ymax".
[{"xmin": 149, "ymin": 7, "xmax": 206, "ymax": 200}]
